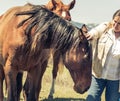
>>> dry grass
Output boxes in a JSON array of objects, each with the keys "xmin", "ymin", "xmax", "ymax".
[{"xmin": 3, "ymin": 59, "xmax": 105, "ymax": 101}]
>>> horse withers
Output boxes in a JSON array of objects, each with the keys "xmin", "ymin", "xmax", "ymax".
[{"xmin": 0, "ymin": 4, "xmax": 92, "ymax": 101}]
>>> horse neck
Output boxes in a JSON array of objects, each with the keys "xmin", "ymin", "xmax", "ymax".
[{"xmin": 50, "ymin": 24, "xmax": 79, "ymax": 52}]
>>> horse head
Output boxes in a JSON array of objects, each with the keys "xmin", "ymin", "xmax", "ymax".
[
  {"xmin": 45, "ymin": 0, "xmax": 76, "ymax": 21},
  {"xmin": 63, "ymin": 29, "xmax": 92, "ymax": 94}
]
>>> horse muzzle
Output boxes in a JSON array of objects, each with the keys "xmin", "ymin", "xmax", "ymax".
[{"xmin": 73, "ymin": 84, "xmax": 90, "ymax": 94}]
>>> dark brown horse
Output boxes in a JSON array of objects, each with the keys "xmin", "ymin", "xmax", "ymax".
[
  {"xmin": 47, "ymin": 22, "xmax": 89, "ymax": 99},
  {"xmin": 23, "ymin": 1, "xmax": 90, "ymax": 99},
  {"xmin": 0, "ymin": 3, "xmax": 92, "ymax": 101}
]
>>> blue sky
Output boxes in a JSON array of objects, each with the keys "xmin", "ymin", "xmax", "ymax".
[{"xmin": 0, "ymin": 0, "xmax": 120, "ymax": 24}]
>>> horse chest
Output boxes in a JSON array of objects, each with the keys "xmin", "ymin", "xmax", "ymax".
[{"xmin": 12, "ymin": 49, "xmax": 42, "ymax": 71}]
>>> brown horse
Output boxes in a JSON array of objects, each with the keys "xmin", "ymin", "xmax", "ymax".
[
  {"xmin": 0, "ymin": 3, "xmax": 92, "ymax": 101},
  {"xmin": 45, "ymin": 0, "xmax": 75, "ymax": 21},
  {"xmin": 0, "ymin": 0, "xmax": 76, "ymax": 101}
]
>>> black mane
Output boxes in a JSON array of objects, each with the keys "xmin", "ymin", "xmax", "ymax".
[{"xmin": 16, "ymin": 4, "xmax": 84, "ymax": 52}]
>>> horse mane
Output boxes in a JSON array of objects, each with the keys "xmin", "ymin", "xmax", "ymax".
[{"xmin": 15, "ymin": 4, "xmax": 82, "ymax": 53}]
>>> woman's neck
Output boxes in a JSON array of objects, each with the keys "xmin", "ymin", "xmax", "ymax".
[{"xmin": 115, "ymin": 32, "xmax": 120, "ymax": 39}]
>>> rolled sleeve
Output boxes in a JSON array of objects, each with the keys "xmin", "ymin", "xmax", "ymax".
[{"xmin": 89, "ymin": 22, "xmax": 110, "ymax": 39}]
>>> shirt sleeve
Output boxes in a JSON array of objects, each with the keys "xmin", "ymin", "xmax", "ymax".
[{"xmin": 88, "ymin": 22, "xmax": 110, "ymax": 39}]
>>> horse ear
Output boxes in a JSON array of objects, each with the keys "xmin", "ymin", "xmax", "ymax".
[
  {"xmin": 79, "ymin": 28, "xmax": 84, "ymax": 36},
  {"xmin": 81, "ymin": 24, "xmax": 88, "ymax": 34},
  {"xmin": 51, "ymin": 0, "xmax": 57, "ymax": 8},
  {"xmin": 68, "ymin": 0, "xmax": 76, "ymax": 10},
  {"xmin": 45, "ymin": 0, "xmax": 57, "ymax": 10},
  {"xmin": 78, "ymin": 28, "xmax": 85, "ymax": 41}
]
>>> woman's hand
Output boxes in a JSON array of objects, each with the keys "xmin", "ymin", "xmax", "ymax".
[{"xmin": 85, "ymin": 33, "xmax": 93, "ymax": 40}]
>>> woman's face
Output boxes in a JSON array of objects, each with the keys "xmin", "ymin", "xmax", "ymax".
[{"xmin": 112, "ymin": 16, "xmax": 120, "ymax": 33}]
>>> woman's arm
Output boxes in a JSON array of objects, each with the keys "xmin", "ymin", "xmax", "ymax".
[{"xmin": 86, "ymin": 22, "xmax": 111, "ymax": 40}]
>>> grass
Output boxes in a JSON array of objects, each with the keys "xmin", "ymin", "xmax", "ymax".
[
  {"xmin": 3, "ymin": 59, "xmax": 105, "ymax": 101},
  {"xmin": 38, "ymin": 65, "xmax": 88, "ymax": 101}
]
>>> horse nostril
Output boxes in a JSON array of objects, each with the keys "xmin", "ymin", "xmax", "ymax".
[{"xmin": 73, "ymin": 84, "xmax": 90, "ymax": 94}]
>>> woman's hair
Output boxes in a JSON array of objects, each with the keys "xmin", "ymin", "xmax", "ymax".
[
  {"xmin": 103, "ymin": 9, "xmax": 120, "ymax": 32},
  {"xmin": 113, "ymin": 9, "xmax": 120, "ymax": 19}
]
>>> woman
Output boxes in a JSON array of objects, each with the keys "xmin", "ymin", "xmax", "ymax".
[{"xmin": 86, "ymin": 9, "xmax": 120, "ymax": 101}]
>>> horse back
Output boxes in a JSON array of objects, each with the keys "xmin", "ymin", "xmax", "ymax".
[{"xmin": 0, "ymin": 4, "xmax": 34, "ymax": 60}]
